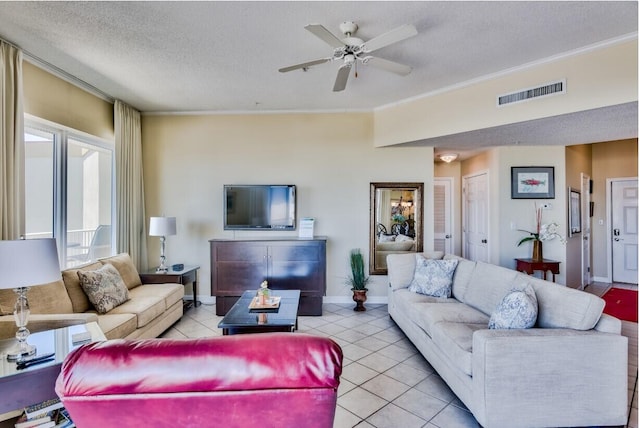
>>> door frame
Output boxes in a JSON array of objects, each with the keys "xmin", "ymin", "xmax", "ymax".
[
  {"xmin": 462, "ymin": 170, "xmax": 490, "ymax": 262},
  {"xmin": 434, "ymin": 177, "xmax": 454, "ymax": 254},
  {"xmin": 580, "ymin": 173, "xmax": 591, "ymax": 290},
  {"xmin": 605, "ymin": 177, "xmax": 638, "ymax": 283}
]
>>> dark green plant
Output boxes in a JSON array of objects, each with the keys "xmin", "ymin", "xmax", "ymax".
[{"xmin": 347, "ymin": 249, "xmax": 369, "ymax": 291}]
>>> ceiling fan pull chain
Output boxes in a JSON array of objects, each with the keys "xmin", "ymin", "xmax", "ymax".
[{"xmin": 355, "ymin": 61, "xmax": 358, "ymax": 79}]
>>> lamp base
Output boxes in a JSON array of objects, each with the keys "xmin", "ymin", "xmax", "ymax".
[
  {"xmin": 156, "ymin": 266, "xmax": 168, "ymax": 273},
  {"xmin": 6, "ymin": 342, "xmax": 36, "ymax": 361}
]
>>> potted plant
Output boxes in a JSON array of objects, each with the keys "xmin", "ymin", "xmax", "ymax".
[
  {"xmin": 517, "ymin": 203, "xmax": 566, "ymax": 261},
  {"xmin": 346, "ymin": 249, "xmax": 369, "ymax": 311}
]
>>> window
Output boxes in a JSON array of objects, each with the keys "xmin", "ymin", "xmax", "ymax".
[{"xmin": 24, "ymin": 121, "xmax": 114, "ymax": 267}]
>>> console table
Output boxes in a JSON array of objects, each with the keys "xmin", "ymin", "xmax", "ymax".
[
  {"xmin": 515, "ymin": 258, "xmax": 561, "ymax": 282},
  {"xmin": 140, "ymin": 265, "xmax": 200, "ymax": 310},
  {"xmin": 210, "ymin": 237, "xmax": 326, "ymax": 316}
]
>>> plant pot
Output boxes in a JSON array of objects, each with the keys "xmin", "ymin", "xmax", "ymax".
[
  {"xmin": 352, "ymin": 289, "xmax": 367, "ymax": 312},
  {"xmin": 532, "ymin": 240, "xmax": 543, "ymax": 262}
]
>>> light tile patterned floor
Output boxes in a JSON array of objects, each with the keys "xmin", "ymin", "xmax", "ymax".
[{"xmin": 161, "ymin": 297, "xmax": 637, "ymax": 428}]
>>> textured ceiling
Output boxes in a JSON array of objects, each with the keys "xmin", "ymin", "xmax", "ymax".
[{"xmin": 0, "ymin": 1, "xmax": 637, "ymax": 156}]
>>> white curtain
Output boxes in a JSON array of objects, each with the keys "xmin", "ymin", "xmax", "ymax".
[
  {"xmin": 114, "ymin": 100, "xmax": 148, "ymax": 271},
  {"xmin": 0, "ymin": 41, "xmax": 24, "ymax": 240}
]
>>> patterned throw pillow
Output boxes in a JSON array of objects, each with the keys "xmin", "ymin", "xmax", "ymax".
[
  {"xmin": 489, "ymin": 284, "xmax": 538, "ymax": 329},
  {"xmin": 77, "ymin": 263, "xmax": 130, "ymax": 314},
  {"xmin": 408, "ymin": 255, "xmax": 459, "ymax": 298}
]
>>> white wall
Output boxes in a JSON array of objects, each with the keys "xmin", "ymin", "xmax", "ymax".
[{"xmin": 142, "ymin": 112, "xmax": 434, "ymax": 303}]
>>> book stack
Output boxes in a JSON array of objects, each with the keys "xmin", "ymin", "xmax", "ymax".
[{"xmin": 14, "ymin": 398, "xmax": 74, "ymax": 428}]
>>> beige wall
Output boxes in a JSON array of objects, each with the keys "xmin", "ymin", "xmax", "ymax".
[
  {"xmin": 374, "ymin": 39, "xmax": 637, "ymax": 147},
  {"xmin": 591, "ymin": 139, "xmax": 638, "ymax": 280},
  {"xmin": 22, "ymin": 61, "xmax": 113, "ymax": 140},
  {"xmin": 141, "ymin": 113, "xmax": 435, "ymax": 301}
]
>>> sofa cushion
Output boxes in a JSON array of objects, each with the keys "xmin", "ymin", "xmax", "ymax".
[
  {"xmin": 411, "ymin": 300, "xmax": 489, "ymax": 337},
  {"xmin": 96, "ymin": 313, "xmax": 138, "ymax": 339},
  {"xmin": 488, "ymin": 284, "xmax": 538, "ymax": 329},
  {"xmin": 377, "ymin": 241, "xmax": 415, "ymax": 251},
  {"xmin": 128, "ymin": 283, "xmax": 184, "ymax": 310},
  {"xmin": 445, "ymin": 256, "xmax": 476, "ymax": 302},
  {"xmin": 100, "ymin": 253, "xmax": 142, "ymax": 290},
  {"xmin": 387, "ymin": 251, "xmax": 444, "ymax": 291},
  {"xmin": 462, "ymin": 261, "xmax": 521, "ymax": 316},
  {"xmin": 62, "ymin": 262, "xmax": 103, "ymax": 313},
  {"xmin": 78, "ymin": 264, "xmax": 131, "ymax": 314},
  {"xmin": 0, "ymin": 278, "xmax": 73, "ymax": 316},
  {"xmin": 431, "ymin": 322, "xmax": 487, "ymax": 376},
  {"xmin": 107, "ymin": 288, "xmax": 167, "ymax": 328},
  {"xmin": 522, "ymin": 274, "xmax": 605, "ymax": 330},
  {"xmin": 408, "ymin": 256, "xmax": 458, "ymax": 298}
]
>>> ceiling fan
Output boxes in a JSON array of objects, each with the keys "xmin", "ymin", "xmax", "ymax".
[{"xmin": 279, "ymin": 21, "xmax": 418, "ymax": 92}]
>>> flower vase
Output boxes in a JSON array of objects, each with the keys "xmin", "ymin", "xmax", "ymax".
[
  {"xmin": 352, "ymin": 289, "xmax": 367, "ymax": 312},
  {"xmin": 532, "ymin": 240, "xmax": 543, "ymax": 262}
]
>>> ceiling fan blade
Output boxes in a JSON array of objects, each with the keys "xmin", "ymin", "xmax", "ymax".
[
  {"xmin": 278, "ymin": 58, "xmax": 331, "ymax": 73},
  {"xmin": 361, "ymin": 24, "xmax": 417, "ymax": 53},
  {"xmin": 305, "ymin": 24, "xmax": 345, "ymax": 49},
  {"xmin": 363, "ymin": 56, "xmax": 412, "ymax": 76},
  {"xmin": 333, "ymin": 64, "xmax": 351, "ymax": 92}
]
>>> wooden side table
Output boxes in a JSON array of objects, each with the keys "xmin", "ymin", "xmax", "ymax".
[
  {"xmin": 515, "ymin": 258, "xmax": 560, "ymax": 282},
  {"xmin": 140, "ymin": 265, "xmax": 200, "ymax": 310}
]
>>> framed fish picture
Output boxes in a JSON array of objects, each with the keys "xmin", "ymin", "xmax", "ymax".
[{"xmin": 511, "ymin": 166, "xmax": 555, "ymax": 199}]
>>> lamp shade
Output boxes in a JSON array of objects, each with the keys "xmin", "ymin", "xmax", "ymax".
[
  {"xmin": 0, "ymin": 239, "xmax": 61, "ymax": 289},
  {"xmin": 149, "ymin": 217, "xmax": 177, "ymax": 237}
]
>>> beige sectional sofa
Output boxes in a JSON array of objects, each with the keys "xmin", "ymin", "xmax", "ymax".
[
  {"xmin": 387, "ymin": 251, "xmax": 628, "ymax": 428},
  {"xmin": 0, "ymin": 253, "xmax": 183, "ymax": 340}
]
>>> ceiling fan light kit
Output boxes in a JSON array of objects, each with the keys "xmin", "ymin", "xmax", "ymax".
[{"xmin": 279, "ymin": 21, "xmax": 417, "ymax": 92}]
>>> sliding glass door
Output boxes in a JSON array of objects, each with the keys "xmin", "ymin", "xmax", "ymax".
[{"xmin": 24, "ymin": 121, "xmax": 114, "ymax": 267}]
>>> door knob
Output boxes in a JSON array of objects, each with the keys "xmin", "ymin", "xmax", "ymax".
[{"xmin": 445, "ymin": 235, "xmax": 451, "ymax": 239}]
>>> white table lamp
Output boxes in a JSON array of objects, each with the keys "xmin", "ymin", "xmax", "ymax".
[
  {"xmin": 149, "ymin": 216, "xmax": 177, "ymax": 273},
  {"xmin": 0, "ymin": 238, "xmax": 62, "ymax": 360}
]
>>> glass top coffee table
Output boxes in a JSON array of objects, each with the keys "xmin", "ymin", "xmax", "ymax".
[{"xmin": 218, "ymin": 289, "xmax": 301, "ymax": 335}]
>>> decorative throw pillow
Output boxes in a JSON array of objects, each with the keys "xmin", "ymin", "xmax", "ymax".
[
  {"xmin": 489, "ymin": 284, "xmax": 538, "ymax": 329},
  {"xmin": 77, "ymin": 263, "xmax": 130, "ymax": 314},
  {"xmin": 408, "ymin": 255, "xmax": 459, "ymax": 298}
]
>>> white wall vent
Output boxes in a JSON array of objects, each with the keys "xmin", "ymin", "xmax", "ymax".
[{"xmin": 497, "ymin": 79, "xmax": 566, "ymax": 107}]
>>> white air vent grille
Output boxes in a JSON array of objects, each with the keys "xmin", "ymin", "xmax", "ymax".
[{"xmin": 497, "ymin": 80, "xmax": 566, "ymax": 106}]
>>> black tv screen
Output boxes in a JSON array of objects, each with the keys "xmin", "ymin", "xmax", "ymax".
[{"xmin": 224, "ymin": 185, "xmax": 296, "ymax": 230}]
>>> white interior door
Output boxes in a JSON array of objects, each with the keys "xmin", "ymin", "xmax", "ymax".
[
  {"xmin": 581, "ymin": 173, "xmax": 591, "ymax": 290},
  {"xmin": 463, "ymin": 172, "xmax": 489, "ymax": 262},
  {"xmin": 612, "ymin": 179, "xmax": 638, "ymax": 284},
  {"xmin": 434, "ymin": 178, "xmax": 453, "ymax": 254}
]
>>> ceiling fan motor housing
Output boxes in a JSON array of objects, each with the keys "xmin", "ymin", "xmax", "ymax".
[{"xmin": 339, "ymin": 21, "xmax": 358, "ymax": 36}]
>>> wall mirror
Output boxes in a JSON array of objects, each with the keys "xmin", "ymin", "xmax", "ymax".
[{"xmin": 370, "ymin": 182, "xmax": 424, "ymax": 275}]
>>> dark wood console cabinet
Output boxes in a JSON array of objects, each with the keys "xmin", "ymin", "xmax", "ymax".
[{"xmin": 210, "ymin": 237, "xmax": 327, "ymax": 316}]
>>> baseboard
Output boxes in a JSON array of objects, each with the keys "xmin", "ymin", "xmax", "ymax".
[{"xmin": 187, "ymin": 295, "xmax": 388, "ymax": 306}]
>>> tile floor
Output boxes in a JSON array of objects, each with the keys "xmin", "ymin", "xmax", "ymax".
[{"xmin": 161, "ymin": 293, "xmax": 637, "ymax": 428}]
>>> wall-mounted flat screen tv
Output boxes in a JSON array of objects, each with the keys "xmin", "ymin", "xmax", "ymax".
[{"xmin": 224, "ymin": 185, "xmax": 296, "ymax": 230}]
